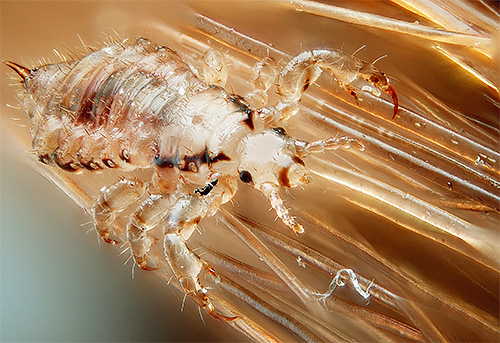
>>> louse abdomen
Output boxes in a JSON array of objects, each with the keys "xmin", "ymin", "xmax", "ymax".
[{"xmin": 19, "ymin": 38, "xmax": 204, "ymax": 172}]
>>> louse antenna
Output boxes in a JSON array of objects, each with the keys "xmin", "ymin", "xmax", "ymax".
[
  {"xmin": 372, "ymin": 54, "xmax": 388, "ymax": 65},
  {"xmin": 352, "ymin": 45, "xmax": 366, "ymax": 56}
]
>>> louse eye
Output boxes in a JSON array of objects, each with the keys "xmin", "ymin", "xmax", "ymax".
[
  {"xmin": 239, "ymin": 170, "xmax": 253, "ymax": 183},
  {"xmin": 154, "ymin": 154, "xmax": 178, "ymax": 169}
]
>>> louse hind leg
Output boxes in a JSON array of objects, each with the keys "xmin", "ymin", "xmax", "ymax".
[{"xmin": 93, "ymin": 178, "xmax": 146, "ymax": 244}]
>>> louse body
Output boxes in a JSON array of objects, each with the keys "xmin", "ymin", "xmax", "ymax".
[{"xmin": 6, "ymin": 37, "xmax": 397, "ymax": 319}]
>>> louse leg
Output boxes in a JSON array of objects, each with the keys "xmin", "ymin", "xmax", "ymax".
[
  {"xmin": 128, "ymin": 177, "xmax": 237, "ymax": 271},
  {"xmin": 294, "ymin": 135, "xmax": 366, "ymax": 154},
  {"xmin": 126, "ymin": 194, "xmax": 175, "ymax": 270},
  {"xmin": 257, "ymin": 49, "xmax": 398, "ymax": 125},
  {"xmin": 128, "ymin": 178, "xmax": 238, "ymax": 320},
  {"xmin": 247, "ymin": 57, "xmax": 278, "ymax": 107},
  {"xmin": 203, "ymin": 49, "xmax": 228, "ymax": 88},
  {"xmin": 92, "ymin": 178, "xmax": 146, "ymax": 244},
  {"xmin": 259, "ymin": 183, "xmax": 304, "ymax": 234},
  {"xmin": 163, "ymin": 232, "xmax": 236, "ymax": 321},
  {"xmin": 162, "ymin": 190, "xmax": 237, "ymax": 320}
]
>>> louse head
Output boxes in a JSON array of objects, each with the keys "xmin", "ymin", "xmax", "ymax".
[{"xmin": 238, "ymin": 128, "xmax": 309, "ymax": 190}]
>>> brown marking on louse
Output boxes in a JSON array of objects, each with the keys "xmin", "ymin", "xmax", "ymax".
[
  {"xmin": 278, "ymin": 167, "xmax": 291, "ymax": 188},
  {"xmin": 368, "ymin": 74, "xmax": 399, "ymax": 119},
  {"xmin": 209, "ymin": 152, "xmax": 231, "ymax": 164},
  {"xmin": 154, "ymin": 154, "xmax": 178, "ymax": 168},
  {"xmin": 77, "ymin": 89, "xmax": 98, "ymax": 125},
  {"xmin": 120, "ymin": 149, "xmax": 131, "ymax": 163},
  {"xmin": 386, "ymin": 85, "xmax": 399, "ymax": 119},
  {"xmin": 229, "ymin": 94, "xmax": 254, "ymax": 130},
  {"xmin": 181, "ymin": 153, "xmax": 203, "ymax": 172},
  {"xmin": 243, "ymin": 115, "xmax": 254, "ymax": 130},
  {"xmin": 271, "ymin": 127, "xmax": 287, "ymax": 136},
  {"xmin": 292, "ymin": 155, "xmax": 305, "ymax": 166},
  {"xmin": 90, "ymin": 73, "xmax": 121, "ymax": 126},
  {"xmin": 302, "ymin": 78, "xmax": 311, "ymax": 92},
  {"xmin": 54, "ymin": 159, "xmax": 80, "ymax": 172},
  {"xmin": 81, "ymin": 160, "xmax": 103, "ymax": 171},
  {"xmin": 38, "ymin": 154, "xmax": 51, "ymax": 164},
  {"xmin": 3, "ymin": 61, "xmax": 32, "ymax": 80},
  {"xmin": 102, "ymin": 159, "xmax": 116, "ymax": 168}
]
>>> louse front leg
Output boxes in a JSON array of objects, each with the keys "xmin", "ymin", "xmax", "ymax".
[
  {"xmin": 93, "ymin": 178, "xmax": 146, "ymax": 244},
  {"xmin": 163, "ymin": 194, "xmax": 237, "ymax": 320}
]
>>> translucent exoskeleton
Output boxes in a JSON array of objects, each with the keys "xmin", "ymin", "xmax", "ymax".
[{"xmin": 5, "ymin": 37, "xmax": 397, "ymax": 320}]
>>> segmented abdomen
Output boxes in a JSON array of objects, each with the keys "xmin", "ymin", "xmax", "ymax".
[{"xmin": 22, "ymin": 38, "xmax": 204, "ymax": 171}]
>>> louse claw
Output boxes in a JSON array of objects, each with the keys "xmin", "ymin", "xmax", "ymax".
[
  {"xmin": 103, "ymin": 237, "xmax": 120, "ymax": 245},
  {"xmin": 140, "ymin": 265, "xmax": 159, "ymax": 271},
  {"xmin": 384, "ymin": 84, "xmax": 399, "ymax": 119},
  {"xmin": 207, "ymin": 308, "xmax": 239, "ymax": 322},
  {"xmin": 135, "ymin": 255, "xmax": 158, "ymax": 271},
  {"xmin": 194, "ymin": 291, "xmax": 239, "ymax": 322}
]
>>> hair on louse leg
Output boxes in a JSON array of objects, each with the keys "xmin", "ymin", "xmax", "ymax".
[{"xmin": 4, "ymin": 37, "xmax": 397, "ymax": 322}]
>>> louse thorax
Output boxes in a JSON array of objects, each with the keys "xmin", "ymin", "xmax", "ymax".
[
  {"xmin": 152, "ymin": 86, "xmax": 255, "ymax": 194},
  {"xmin": 237, "ymin": 128, "xmax": 309, "ymax": 191}
]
